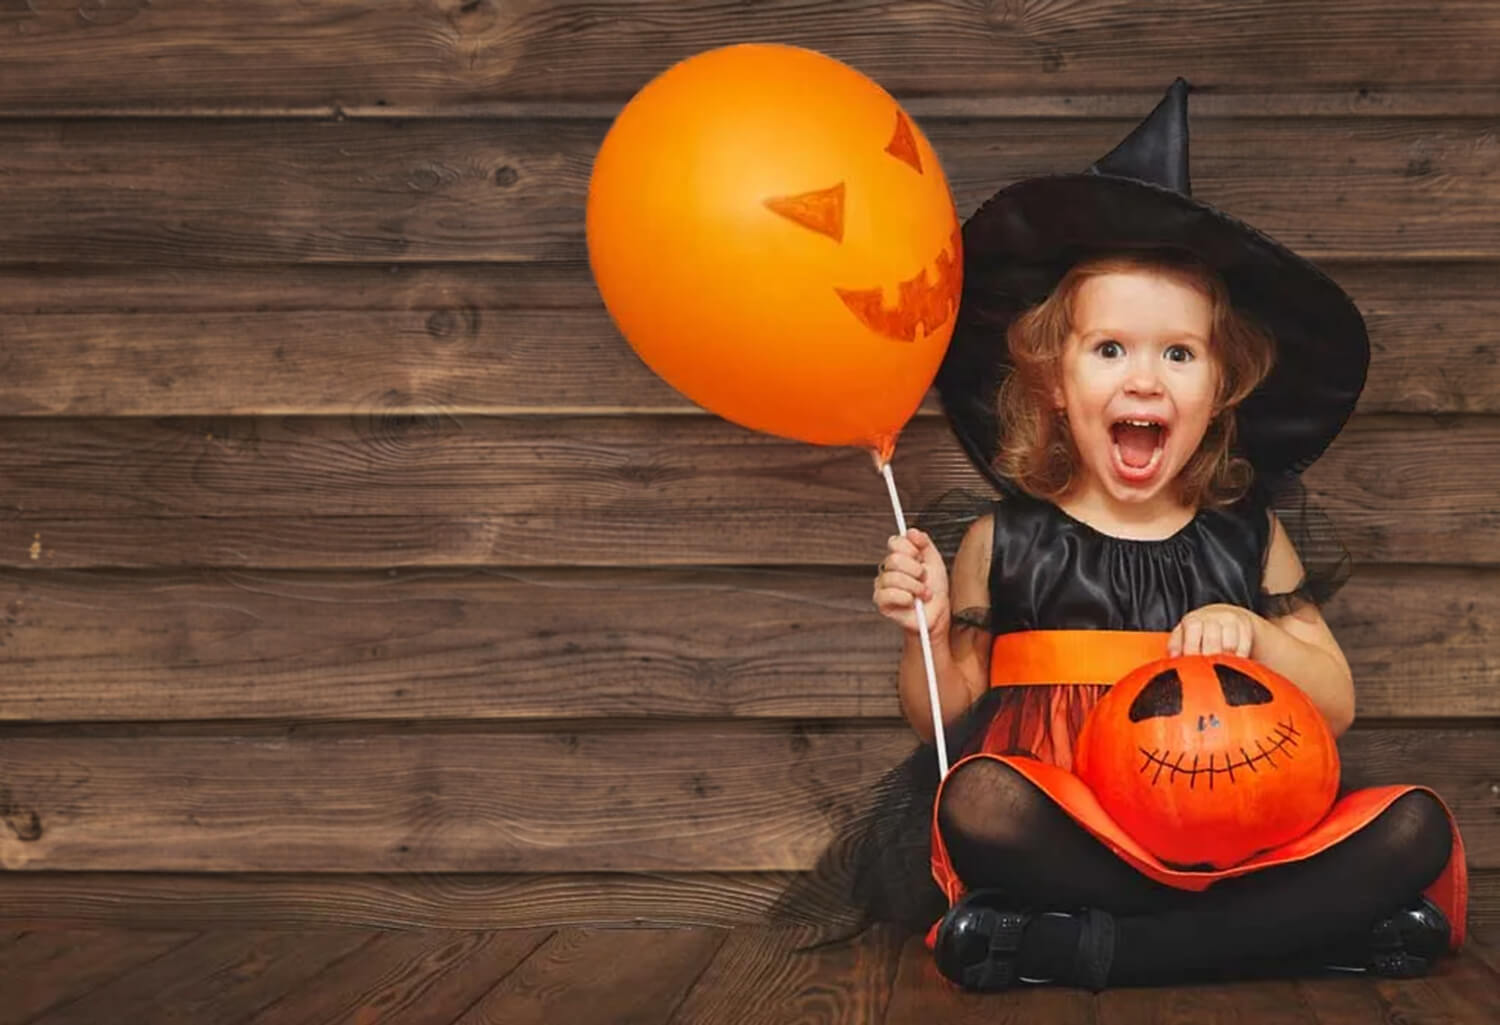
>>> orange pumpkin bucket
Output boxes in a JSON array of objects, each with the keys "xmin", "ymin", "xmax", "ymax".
[{"xmin": 1075, "ymin": 654, "xmax": 1340, "ymax": 869}]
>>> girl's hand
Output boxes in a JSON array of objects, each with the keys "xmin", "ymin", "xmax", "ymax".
[
  {"xmin": 1169, "ymin": 603, "xmax": 1262, "ymax": 658},
  {"xmin": 873, "ymin": 528, "xmax": 950, "ymax": 636}
]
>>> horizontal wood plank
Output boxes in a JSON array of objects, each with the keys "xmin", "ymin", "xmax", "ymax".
[
  {"xmin": 2, "ymin": 261, "xmax": 1496, "ymax": 417},
  {"xmin": 884, "ymin": 932, "xmax": 1094, "ymax": 1025},
  {"xmin": 0, "ymin": 723, "xmax": 913, "ymax": 873},
  {"xmin": 0, "ymin": 929, "xmax": 197, "ymax": 1025},
  {"xmin": 2, "ymin": 564, "xmax": 1495, "ymax": 722},
  {"xmin": 1469, "ymin": 925, "xmax": 1500, "ymax": 977},
  {"xmin": 1291, "ymin": 976, "xmax": 1406, "ymax": 1025},
  {"xmin": 667, "ymin": 923, "xmax": 904, "ymax": 1025},
  {"xmin": 1365, "ymin": 948, "xmax": 1500, "ymax": 1025},
  {"xmin": 0, "ymin": 263, "xmax": 598, "ymax": 314},
  {"xmin": 0, "ymin": 261, "xmax": 1485, "ymax": 317},
  {"xmin": 459, "ymin": 927, "xmax": 725, "ymax": 1025},
  {"xmin": 1, "ymin": 926, "xmax": 1497, "ymax": 1025},
  {"xmin": 0, "ymin": 724, "xmax": 1490, "ymax": 873},
  {"xmin": 21, "ymin": 929, "xmax": 373, "ymax": 1025},
  {"xmin": 2, "ymin": 414, "xmax": 1497, "ymax": 569},
  {"xmin": 0, "ymin": 872, "xmax": 797, "ymax": 930},
  {"xmin": 1098, "ymin": 982, "xmax": 1322, "ymax": 1024},
  {"xmin": 1332, "ymin": 567, "xmax": 1500, "ymax": 719},
  {"xmin": 1, "ymin": 1, "xmax": 1498, "ymax": 112},
  {"xmin": 1302, "ymin": 417, "xmax": 1500, "ymax": 567},
  {"xmin": 0, "ymin": 118, "xmax": 1496, "ymax": 265},
  {"xmin": 242, "ymin": 929, "xmax": 552, "ymax": 1025},
  {"xmin": 0, "ymin": 868, "xmax": 1493, "ymax": 931}
]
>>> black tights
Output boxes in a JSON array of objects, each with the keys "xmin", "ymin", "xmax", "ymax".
[{"xmin": 937, "ymin": 757, "xmax": 1454, "ymax": 985}]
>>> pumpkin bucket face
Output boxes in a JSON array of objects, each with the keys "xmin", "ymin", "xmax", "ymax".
[{"xmin": 1075, "ymin": 654, "xmax": 1340, "ymax": 869}]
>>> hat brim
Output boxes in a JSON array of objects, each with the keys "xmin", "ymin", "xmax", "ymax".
[{"xmin": 937, "ymin": 174, "xmax": 1369, "ymax": 495}]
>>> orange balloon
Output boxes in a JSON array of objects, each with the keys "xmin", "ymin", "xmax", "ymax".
[{"xmin": 587, "ymin": 44, "xmax": 961, "ymax": 461}]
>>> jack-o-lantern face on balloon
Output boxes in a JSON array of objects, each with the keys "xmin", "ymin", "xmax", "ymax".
[
  {"xmin": 759, "ymin": 109, "xmax": 960, "ymax": 348},
  {"xmin": 1075, "ymin": 654, "xmax": 1340, "ymax": 870},
  {"xmin": 587, "ymin": 44, "xmax": 962, "ymax": 459}
]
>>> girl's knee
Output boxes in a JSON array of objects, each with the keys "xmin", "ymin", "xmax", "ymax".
[
  {"xmin": 1371, "ymin": 791, "xmax": 1453, "ymax": 888},
  {"xmin": 937, "ymin": 758, "xmax": 1050, "ymax": 851}
]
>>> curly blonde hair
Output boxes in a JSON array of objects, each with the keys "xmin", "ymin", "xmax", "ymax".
[{"xmin": 995, "ymin": 252, "xmax": 1276, "ymax": 508}]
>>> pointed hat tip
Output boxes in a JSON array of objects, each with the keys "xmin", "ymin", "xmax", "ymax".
[{"xmin": 1088, "ymin": 78, "xmax": 1193, "ymax": 194}]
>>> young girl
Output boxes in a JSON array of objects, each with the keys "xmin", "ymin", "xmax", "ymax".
[{"xmin": 870, "ymin": 80, "xmax": 1465, "ymax": 990}]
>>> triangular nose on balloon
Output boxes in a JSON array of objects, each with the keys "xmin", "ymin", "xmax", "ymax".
[{"xmin": 1087, "ymin": 77, "xmax": 1192, "ymax": 195}]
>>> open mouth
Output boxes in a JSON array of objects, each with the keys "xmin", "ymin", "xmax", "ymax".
[
  {"xmin": 1110, "ymin": 418, "xmax": 1168, "ymax": 481},
  {"xmin": 1135, "ymin": 716, "xmax": 1302, "ymax": 790}
]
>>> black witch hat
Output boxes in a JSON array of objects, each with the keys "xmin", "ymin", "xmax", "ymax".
[{"xmin": 937, "ymin": 78, "xmax": 1370, "ymax": 497}]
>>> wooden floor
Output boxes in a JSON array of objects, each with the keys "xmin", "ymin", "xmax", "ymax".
[{"xmin": 0, "ymin": 923, "xmax": 1494, "ymax": 1024}]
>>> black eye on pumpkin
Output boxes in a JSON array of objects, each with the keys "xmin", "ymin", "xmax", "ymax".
[
  {"xmin": 1129, "ymin": 669, "xmax": 1183, "ymax": 721},
  {"xmin": 1214, "ymin": 664, "xmax": 1274, "ymax": 706}
]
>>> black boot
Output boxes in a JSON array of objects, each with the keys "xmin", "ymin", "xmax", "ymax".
[
  {"xmin": 1323, "ymin": 897, "xmax": 1451, "ymax": 978},
  {"xmin": 932, "ymin": 890, "xmax": 1031, "ymax": 991},
  {"xmin": 932, "ymin": 891, "xmax": 1115, "ymax": 992}
]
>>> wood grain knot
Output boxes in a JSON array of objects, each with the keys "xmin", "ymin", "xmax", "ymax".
[
  {"xmin": 425, "ymin": 306, "xmax": 480, "ymax": 341},
  {"xmin": 77, "ymin": 0, "xmax": 147, "ymax": 28},
  {"xmin": 0, "ymin": 789, "xmax": 43, "ymax": 843}
]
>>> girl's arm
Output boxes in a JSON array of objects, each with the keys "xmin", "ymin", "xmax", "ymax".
[
  {"xmin": 897, "ymin": 516, "xmax": 992, "ymax": 741},
  {"xmin": 1170, "ymin": 514, "xmax": 1355, "ymax": 735},
  {"xmin": 1251, "ymin": 513, "xmax": 1356, "ymax": 735}
]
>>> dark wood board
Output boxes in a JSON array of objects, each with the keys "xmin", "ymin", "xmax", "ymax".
[
  {"xmin": 883, "ymin": 933, "xmax": 1096, "ymax": 1024},
  {"xmin": 240, "ymin": 928, "xmax": 551, "ymax": 1025},
  {"xmin": 667, "ymin": 924, "xmax": 906, "ymax": 1025},
  {"xmin": 0, "ymin": 724, "xmax": 1490, "ymax": 873},
  {"xmin": 1, "ymin": 261, "xmax": 1496, "ymax": 417},
  {"xmin": 2, "ymin": 564, "xmax": 1496, "ymax": 721},
  {"xmin": 0, "ymin": 118, "xmax": 1496, "ymax": 265},
  {"xmin": 24, "ymin": 929, "xmax": 372, "ymax": 1025},
  {"xmin": 1, "ymin": 1, "xmax": 1498, "ymax": 112},
  {"xmin": 0, "ymin": 869, "xmax": 1491, "ymax": 933},
  {"xmin": 456, "ymin": 926, "xmax": 725, "ymax": 1025},
  {"xmin": 2, "ymin": 414, "xmax": 1497, "ymax": 568},
  {"xmin": 0, "ymin": 928, "xmax": 196, "ymax": 1025}
]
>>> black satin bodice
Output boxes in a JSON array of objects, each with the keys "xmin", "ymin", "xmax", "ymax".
[{"xmin": 987, "ymin": 490, "xmax": 1271, "ymax": 635}]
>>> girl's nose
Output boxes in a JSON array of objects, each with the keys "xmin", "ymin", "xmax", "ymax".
[{"xmin": 1123, "ymin": 355, "xmax": 1164, "ymax": 395}]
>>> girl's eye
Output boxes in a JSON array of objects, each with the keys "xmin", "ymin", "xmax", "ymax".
[
  {"xmin": 1164, "ymin": 344, "xmax": 1195, "ymax": 363},
  {"xmin": 1095, "ymin": 340, "xmax": 1123, "ymax": 358}
]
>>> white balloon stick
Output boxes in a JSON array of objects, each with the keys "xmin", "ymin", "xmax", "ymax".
[{"xmin": 878, "ymin": 458, "xmax": 950, "ymax": 778}]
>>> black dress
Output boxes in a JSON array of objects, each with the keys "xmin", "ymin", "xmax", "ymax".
[
  {"xmin": 777, "ymin": 480, "xmax": 1346, "ymax": 939},
  {"xmin": 970, "ymin": 486, "xmax": 1272, "ymax": 772}
]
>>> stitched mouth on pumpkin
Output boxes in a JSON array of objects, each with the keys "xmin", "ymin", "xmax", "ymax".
[
  {"xmin": 832, "ymin": 226, "xmax": 962, "ymax": 344},
  {"xmin": 1136, "ymin": 716, "xmax": 1301, "ymax": 790}
]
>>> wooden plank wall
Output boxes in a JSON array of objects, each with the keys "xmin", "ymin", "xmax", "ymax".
[{"xmin": 1, "ymin": 1, "xmax": 1497, "ymax": 930}]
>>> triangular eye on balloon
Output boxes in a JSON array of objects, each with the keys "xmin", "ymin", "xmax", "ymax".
[
  {"xmin": 885, "ymin": 110, "xmax": 923, "ymax": 173},
  {"xmin": 760, "ymin": 110, "xmax": 926, "ymax": 243},
  {"xmin": 763, "ymin": 182, "xmax": 845, "ymax": 242}
]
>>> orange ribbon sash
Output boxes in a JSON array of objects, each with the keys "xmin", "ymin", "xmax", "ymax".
[{"xmin": 989, "ymin": 630, "xmax": 1170, "ymax": 687}]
